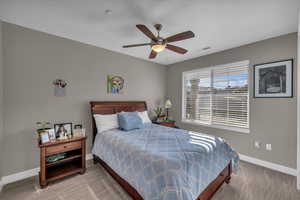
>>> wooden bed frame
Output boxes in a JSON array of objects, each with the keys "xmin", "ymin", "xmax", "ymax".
[{"xmin": 90, "ymin": 101, "xmax": 231, "ymax": 200}]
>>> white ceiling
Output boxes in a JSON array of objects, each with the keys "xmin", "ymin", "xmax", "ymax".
[{"xmin": 0, "ymin": 0, "xmax": 299, "ymax": 65}]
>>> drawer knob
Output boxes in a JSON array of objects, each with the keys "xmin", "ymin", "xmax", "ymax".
[{"xmin": 64, "ymin": 146, "xmax": 67, "ymax": 148}]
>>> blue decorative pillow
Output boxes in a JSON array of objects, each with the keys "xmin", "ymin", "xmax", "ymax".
[{"xmin": 118, "ymin": 112, "xmax": 143, "ymax": 131}]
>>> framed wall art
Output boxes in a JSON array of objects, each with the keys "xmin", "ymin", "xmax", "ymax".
[
  {"xmin": 107, "ymin": 75, "xmax": 124, "ymax": 94},
  {"xmin": 254, "ymin": 59, "xmax": 293, "ymax": 98}
]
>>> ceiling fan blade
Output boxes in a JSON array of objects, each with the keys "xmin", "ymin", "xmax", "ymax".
[
  {"xmin": 136, "ymin": 24, "xmax": 158, "ymax": 42},
  {"xmin": 149, "ymin": 50, "xmax": 157, "ymax": 59},
  {"xmin": 123, "ymin": 43, "xmax": 152, "ymax": 48},
  {"xmin": 166, "ymin": 44, "xmax": 188, "ymax": 54},
  {"xmin": 165, "ymin": 31, "xmax": 195, "ymax": 43}
]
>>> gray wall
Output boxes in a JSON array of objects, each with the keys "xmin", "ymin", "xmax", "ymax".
[
  {"xmin": 167, "ymin": 33, "xmax": 298, "ymax": 169},
  {"xmin": 2, "ymin": 23, "xmax": 166, "ymax": 176},
  {"xmin": 0, "ymin": 20, "xmax": 4, "ymax": 179}
]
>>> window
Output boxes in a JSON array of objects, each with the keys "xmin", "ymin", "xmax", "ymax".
[{"xmin": 182, "ymin": 60, "xmax": 249, "ymax": 133}]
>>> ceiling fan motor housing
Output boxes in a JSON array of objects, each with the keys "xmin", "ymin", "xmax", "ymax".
[{"xmin": 152, "ymin": 37, "xmax": 165, "ymax": 46}]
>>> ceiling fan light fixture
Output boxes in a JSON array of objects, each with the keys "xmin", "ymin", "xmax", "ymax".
[{"xmin": 151, "ymin": 44, "xmax": 166, "ymax": 52}]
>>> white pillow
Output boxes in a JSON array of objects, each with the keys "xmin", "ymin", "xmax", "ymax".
[
  {"xmin": 138, "ymin": 111, "xmax": 152, "ymax": 124},
  {"xmin": 94, "ymin": 114, "xmax": 119, "ymax": 133}
]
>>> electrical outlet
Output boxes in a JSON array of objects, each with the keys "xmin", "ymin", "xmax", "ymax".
[
  {"xmin": 266, "ymin": 144, "xmax": 272, "ymax": 151},
  {"xmin": 254, "ymin": 141, "xmax": 261, "ymax": 149}
]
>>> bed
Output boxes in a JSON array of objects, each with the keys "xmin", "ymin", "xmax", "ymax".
[{"xmin": 90, "ymin": 101, "xmax": 239, "ymax": 200}]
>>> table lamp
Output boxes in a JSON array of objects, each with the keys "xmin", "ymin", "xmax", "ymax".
[{"xmin": 165, "ymin": 99, "xmax": 172, "ymax": 121}]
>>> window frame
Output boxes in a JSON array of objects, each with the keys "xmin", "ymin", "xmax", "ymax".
[{"xmin": 181, "ymin": 60, "xmax": 250, "ymax": 134}]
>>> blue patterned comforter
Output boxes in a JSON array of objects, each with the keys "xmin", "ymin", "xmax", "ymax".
[{"xmin": 92, "ymin": 124, "xmax": 239, "ymax": 200}]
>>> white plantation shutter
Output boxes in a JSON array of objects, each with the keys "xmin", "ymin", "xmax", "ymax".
[
  {"xmin": 183, "ymin": 61, "xmax": 249, "ymax": 131},
  {"xmin": 184, "ymin": 69, "xmax": 212, "ymax": 124}
]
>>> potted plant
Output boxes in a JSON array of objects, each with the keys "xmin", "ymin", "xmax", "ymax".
[
  {"xmin": 36, "ymin": 121, "xmax": 51, "ymax": 134},
  {"xmin": 153, "ymin": 107, "xmax": 165, "ymax": 122}
]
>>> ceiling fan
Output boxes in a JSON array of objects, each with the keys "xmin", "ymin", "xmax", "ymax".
[{"xmin": 123, "ymin": 24, "xmax": 195, "ymax": 59}]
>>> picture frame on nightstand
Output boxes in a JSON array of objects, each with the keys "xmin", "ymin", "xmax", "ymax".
[
  {"xmin": 73, "ymin": 124, "xmax": 86, "ymax": 137},
  {"xmin": 54, "ymin": 122, "xmax": 73, "ymax": 139},
  {"xmin": 47, "ymin": 129, "xmax": 56, "ymax": 141},
  {"xmin": 40, "ymin": 131, "xmax": 50, "ymax": 143}
]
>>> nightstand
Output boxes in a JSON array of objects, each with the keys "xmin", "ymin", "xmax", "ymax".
[
  {"xmin": 153, "ymin": 120, "xmax": 178, "ymax": 128},
  {"xmin": 39, "ymin": 136, "xmax": 86, "ymax": 188}
]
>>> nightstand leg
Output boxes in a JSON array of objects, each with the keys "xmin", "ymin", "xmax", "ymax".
[
  {"xmin": 93, "ymin": 155, "xmax": 98, "ymax": 164},
  {"xmin": 40, "ymin": 183, "xmax": 48, "ymax": 188},
  {"xmin": 40, "ymin": 148, "xmax": 47, "ymax": 188},
  {"xmin": 81, "ymin": 140, "xmax": 86, "ymax": 173},
  {"xmin": 225, "ymin": 176, "xmax": 231, "ymax": 184}
]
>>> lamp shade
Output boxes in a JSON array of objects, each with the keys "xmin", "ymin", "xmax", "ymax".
[{"xmin": 165, "ymin": 99, "xmax": 172, "ymax": 109}]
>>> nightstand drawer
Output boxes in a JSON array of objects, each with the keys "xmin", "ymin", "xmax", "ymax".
[{"xmin": 46, "ymin": 141, "xmax": 82, "ymax": 155}]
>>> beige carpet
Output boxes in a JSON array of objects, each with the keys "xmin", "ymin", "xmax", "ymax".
[{"xmin": 1, "ymin": 161, "xmax": 300, "ymax": 200}]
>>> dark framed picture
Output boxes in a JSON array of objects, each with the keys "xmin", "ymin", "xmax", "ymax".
[
  {"xmin": 54, "ymin": 123, "xmax": 73, "ymax": 139},
  {"xmin": 254, "ymin": 59, "xmax": 293, "ymax": 98}
]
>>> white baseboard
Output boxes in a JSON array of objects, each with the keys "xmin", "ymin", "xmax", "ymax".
[
  {"xmin": 0, "ymin": 153, "xmax": 93, "ymax": 191},
  {"xmin": 298, "ymin": 174, "xmax": 300, "ymax": 190},
  {"xmin": 239, "ymin": 154, "xmax": 297, "ymax": 176},
  {"xmin": 2, "ymin": 167, "xmax": 40, "ymax": 186}
]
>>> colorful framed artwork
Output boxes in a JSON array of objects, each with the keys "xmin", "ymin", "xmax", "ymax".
[
  {"xmin": 107, "ymin": 75, "xmax": 124, "ymax": 94},
  {"xmin": 254, "ymin": 59, "xmax": 293, "ymax": 98}
]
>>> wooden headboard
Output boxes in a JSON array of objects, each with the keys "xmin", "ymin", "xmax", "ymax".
[{"xmin": 90, "ymin": 101, "xmax": 147, "ymax": 143}]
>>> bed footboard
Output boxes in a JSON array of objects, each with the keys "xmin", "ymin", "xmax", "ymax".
[{"xmin": 93, "ymin": 154, "xmax": 231, "ymax": 200}]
